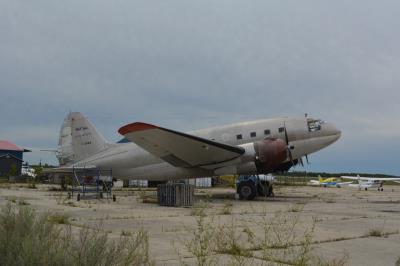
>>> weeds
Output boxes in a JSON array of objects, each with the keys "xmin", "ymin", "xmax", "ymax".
[
  {"xmin": 18, "ymin": 200, "xmax": 29, "ymax": 206},
  {"xmin": 48, "ymin": 214, "xmax": 70, "ymax": 225},
  {"xmin": 0, "ymin": 203, "xmax": 153, "ymax": 266},
  {"xmin": 215, "ymin": 220, "xmax": 253, "ymax": 266},
  {"xmin": 27, "ymin": 181, "xmax": 37, "ymax": 189},
  {"xmin": 190, "ymin": 201, "xmax": 209, "ymax": 217},
  {"xmin": 181, "ymin": 214, "xmax": 217, "ymax": 266},
  {"xmin": 367, "ymin": 220, "xmax": 386, "ymax": 237},
  {"xmin": 368, "ymin": 228, "xmax": 384, "ymax": 237},
  {"xmin": 288, "ymin": 204, "xmax": 304, "ymax": 213},
  {"xmin": 121, "ymin": 230, "xmax": 132, "ymax": 236},
  {"xmin": 219, "ymin": 202, "xmax": 233, "ymax": 215},
  {"xmin": 315, "ymin": 253, "xmax": 349, "ymax": 266},
  {"xmin": 177, "ymin": 202, "xmax": 349, "ymax": 266}
]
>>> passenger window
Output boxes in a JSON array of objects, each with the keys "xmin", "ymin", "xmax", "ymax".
[
  {"xmin": 236, "ymin": 134, "xmax": 243, "ymax": 140},
  {"xmin": 264, "ymin": 129, "xmax": 270, "ymax": 135},
  {"xmin": 250, "ymin": 132, "xmax": 256, "ymax": 138},
  {"xmin": 278, "ymin": 127, "xmax": 284, "ymax": 133}
]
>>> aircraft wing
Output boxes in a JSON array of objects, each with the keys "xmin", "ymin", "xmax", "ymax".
[
  {"xmin": 337, "ymin": 181, "xmax": 353, "ymax": 185},
  {"xmin": 307, "ymin": 181, "xmax": 321, "ymax": 186},
  {"xmin": 341, "ymin": 176, "xmax": 369, "ymax": 181},
  {"xmin": 118, "ymin": 122, "xmax": 245, "ymax": 168},
  {"xmin": 43, "ymin": 166, "xmax": 97, "ymax": 174}
]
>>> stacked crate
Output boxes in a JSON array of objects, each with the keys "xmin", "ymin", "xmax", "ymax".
[{"xmin": 157, "ymin": 183, "xmax": 194, "ymax": 207}]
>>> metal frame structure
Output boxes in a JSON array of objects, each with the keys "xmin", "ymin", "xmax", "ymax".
[{"xmin": 69, "ymin": 167, "xmax": 114, "ymax": 201}]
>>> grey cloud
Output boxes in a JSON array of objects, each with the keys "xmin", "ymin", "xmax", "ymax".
[{"xmin": 0, "ymin": 0, "xmax": 399, "ymax": 174}]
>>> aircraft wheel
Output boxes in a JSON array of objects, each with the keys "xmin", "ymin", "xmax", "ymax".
[
  {"xmin": 77, "ymin": 193, "xmax": 81, "ymax": 201},
  {"xmin": 268, "ymin": 185, "xmax": 274, "ymax": 197},
  {"xmin": 257, "ymin": 181, "xmax": 269, "ymax": 197},
  {"xmin": 238, "ymin": 181, "xmax": 256, "ymax": 200},
  {"xmin": 365, "ymin": 188, "xmax": 368, "ymax": 191}
]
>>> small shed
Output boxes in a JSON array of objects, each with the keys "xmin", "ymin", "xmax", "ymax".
[{"xmin": 0, "ymin": 140, "xmax": 30, "ymax": 177}]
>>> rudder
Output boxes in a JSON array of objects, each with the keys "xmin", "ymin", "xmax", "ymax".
[{"xmin": 57, "ymin": 112, "xmax": 109, "ymax": 165}]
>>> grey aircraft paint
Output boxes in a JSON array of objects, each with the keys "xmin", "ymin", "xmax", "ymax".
[{"xmin": 55, "ymin": 112, "xmax": 341, "ymax": 180}]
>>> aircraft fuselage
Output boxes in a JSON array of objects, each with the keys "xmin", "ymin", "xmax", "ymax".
[{"xmin": 70, "ymin": 117, "xmax": 340, "ymax": 180}]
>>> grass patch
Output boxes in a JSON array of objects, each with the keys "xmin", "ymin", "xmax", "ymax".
[
  {"xmin": 190, "ymin": 201, "xmax": 209, "ymax": 217},
  {"xmin": 368, "ymin": 228, "xmax": 384, "ymax": 237},
  {"xmin": 367, "ymin": 220, "xmax": 388, "ymax": 237},
  {"xmin": 48, "ymin": 214, "xmax": 69, "ymax": 225},
  {"xmin": 0, "ymin": 203, "xmax": 153, "ymax": 266},
  {"xmin": 27, "ymin": 182, "xmax": 37, "ymax": 189},
  {"xmin": 288, "ymin": 204, "xmax": 304, "ymax": 213},
  {"xmin": 121, "ymin": 230, "xmax": 132, "ymax": 236},
  {"xmin": 177, "ymin": 204, "xmax": 348, "ymax": 266},
  {"xmin": 219, "ymin": 202, "xmax": 233, "ymax": 215},
  {"xmin": 18, "ymin": 200, "xmax": 30, "ymax": 206}
]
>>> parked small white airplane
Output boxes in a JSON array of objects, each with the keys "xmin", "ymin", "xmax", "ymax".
[{"xmin": 341, "ymin": 175, "xmax": 400, "ymax": 191}]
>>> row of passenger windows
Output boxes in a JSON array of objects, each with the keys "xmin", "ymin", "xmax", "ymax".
[{"xmin": 236, "ymin": 127, "xmax": 284, "ymax": 140}]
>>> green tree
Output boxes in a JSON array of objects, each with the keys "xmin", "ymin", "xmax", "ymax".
[
  {"xmin": 32, "ymin": 166, "xmax": 43, "ymax": 178},
  {"xmin": 8, "ymin": 164, "xmax": 17, "ymax": 177}
]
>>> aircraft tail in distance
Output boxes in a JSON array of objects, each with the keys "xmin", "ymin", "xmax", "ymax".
[{"xmin": 57, "ymin": 112, "xmax": 110, "ymax": 166}]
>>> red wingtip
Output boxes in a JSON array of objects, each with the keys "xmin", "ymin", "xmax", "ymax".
[{"xmin": 118, "ymin": 122, "xmax": 158, "ymax": 135}]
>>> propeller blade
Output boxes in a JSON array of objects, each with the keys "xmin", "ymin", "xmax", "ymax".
[
  {"xmin": 283, "ymin": 122, "xmax": 294, "ymax": 166},
  {"xmin": 305, "ymin": 154, "xmax": 310, "ymax": 164},
  {"xmin": 283, "ymin": 122, "xmax": 289, "ymax": 145},
  {"xmin": 300, "ymin": 157, "xmax": 304, "ymax": 167}
]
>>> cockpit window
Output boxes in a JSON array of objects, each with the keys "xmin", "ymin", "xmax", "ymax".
[{"xmin": 307, "ymin": 118, "xmax": 324, "ymax": 132}]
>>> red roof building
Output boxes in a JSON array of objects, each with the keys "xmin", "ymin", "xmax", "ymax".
[{"xmin": 0, "ymin": 140, "xmax": 24, "ymax": 151}]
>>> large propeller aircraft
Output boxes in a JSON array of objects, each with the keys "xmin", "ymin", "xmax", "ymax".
[{"xmin": 47, "ymin": 112, "xmax": 341, "ymax": 181}]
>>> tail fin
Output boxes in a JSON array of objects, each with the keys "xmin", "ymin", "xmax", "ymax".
[
  {"xmin": 57, "ymin": 112, "xmax": 109, "ymax": 165},
  {"xmin": 318, "ymin": 175, "xmax": 323, "ymax": 182}
]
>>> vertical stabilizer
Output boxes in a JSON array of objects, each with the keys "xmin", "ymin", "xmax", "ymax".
[{"xmin": 57, "ymin": 112, "xmax": 109, "ymax": 165}]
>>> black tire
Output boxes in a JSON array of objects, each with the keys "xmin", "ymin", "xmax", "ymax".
[
  {"xmin": 238, "ymin": 181, "xmax": 256, "ymax": 200},
  {"xmin": 257, "ymin": 181, "xmax": 268, "ymax": 197},
  {"xmin": 112, "ymin": 195, "xmax": 116, "ymax": 202},
  {"xmin": 365, "ymin": 188, "xmax": 368, "ymax": 191},
  {"xmin": 268, "ymin": 185, "xmax": 274, "ymax": 197},
  {"xmin": 77, "ymin": 193, "xmax": 81, "ymax": 201}
]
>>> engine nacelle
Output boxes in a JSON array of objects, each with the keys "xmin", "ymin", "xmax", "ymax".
[{"xmin": 238, "ymin": 138, "xmax": 288, "ymax": 174}]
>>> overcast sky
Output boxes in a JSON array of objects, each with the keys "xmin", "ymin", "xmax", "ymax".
[{"xmin": 1, "ymin": 1, "xmax": 399, "ymax": 174}]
